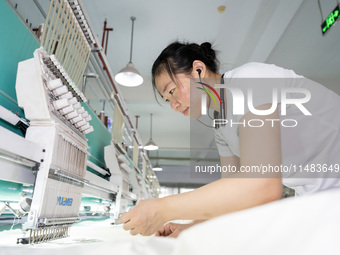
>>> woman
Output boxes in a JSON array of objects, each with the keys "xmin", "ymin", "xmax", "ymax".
[{"xmin": 120, "ymin": 41, "xmax": 340, "ymax": 237}]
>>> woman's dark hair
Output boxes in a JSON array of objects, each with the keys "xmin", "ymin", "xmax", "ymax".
[{"xmin": 151, "ymin": 41, "xmax": 219, "ymax": 100}]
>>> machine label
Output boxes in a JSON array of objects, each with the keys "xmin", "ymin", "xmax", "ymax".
[{"xmin": 56, "ymin": 196, "xmax": 73, "ymax": 206}]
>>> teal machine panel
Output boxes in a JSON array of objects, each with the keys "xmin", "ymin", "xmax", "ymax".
[
  {"xmin": 83, "ymin": 103, "xmax": 112, "ymax": 177},
  {"xmin": 0, "ymin": 1, "xmax": 39, "ymax": 136}
]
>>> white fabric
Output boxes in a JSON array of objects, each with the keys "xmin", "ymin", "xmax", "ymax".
[
  {"xmin": 1, "ymin": 189, "xmax": 340, "ymax": 254},
  {"xmin": 214, "ymin": 62, "xmax": 340, "ymax": 195},
  {"xmin": 174, "ymin": 188, "xmax": 340, "ymax": 255}
]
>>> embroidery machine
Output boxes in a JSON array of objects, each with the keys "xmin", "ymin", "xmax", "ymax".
[{"xmin": 0, "ymin": 0, "xmax": 159, "ymax": 244}]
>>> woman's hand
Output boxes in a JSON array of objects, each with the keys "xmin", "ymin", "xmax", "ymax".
[
  {"xmin": 119, "ymin": 198, "xmax": 169, "ymax": 236},
  {"xmin": 155, "ymin": 222, "xmax": 194, "ymax": 238}
]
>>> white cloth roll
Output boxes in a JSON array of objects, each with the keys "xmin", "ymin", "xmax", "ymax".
[
  {"xmin": 75, "ymin": 119, "xmax": 87, "ymax": 128},
  {"xmin": 83, "ymin": 126, "xmax": 94, "ymax": 134},
  {"xmin": 77, "ymin": 107, "xmax": 85, "ymax": 114},
  {"xmin": 70, "ymin": 114, "xmax": 83, "ymax": 124},
  {"xmin": 52, "ymin": 98, "xmax": 69, "ymax": 110},
  {"xmin": 59, "ymin": 91, "xmax": 73, "ymax": 99},
  {"xmin": 68, "ymin": 97, "xmax": 78, "ymax": 105},
  {"xmin": 65, "ymin": 110, "xmax": 78, "ymax": 120},
  {"xmin": 73, "ymin": 102, "xmax": 81, "ymax": 109},
  {"xmin": 79, "ymin": 123, "xmax": 90, "ymax": 131},
  {"xmin": 59, "ymin": 104, "xmax": 74, "ymax": 115},
  {"xmin": 47, "ymin": 78, "xmax": 63, "ymax": 90},
  {"xmin": 53, "ymin": 85, "xmax": 68, "ymax": 96}
]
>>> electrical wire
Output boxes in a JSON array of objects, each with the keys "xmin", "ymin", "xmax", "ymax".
[
  {"xmin": 195, "ymin": 75, "xmax": 219, "ymax": 128},
  {"xmin": 318, "ymin": 0, "xmax": 324, "ymax": 22},
  {"xmin": 197, "ymin": 76, "xmax": 214, "ymax": 121}
]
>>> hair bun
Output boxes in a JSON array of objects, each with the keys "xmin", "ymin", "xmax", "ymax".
[{"xmin": 200, "ymin": 42, "xmax": 215, "ymax": 59}]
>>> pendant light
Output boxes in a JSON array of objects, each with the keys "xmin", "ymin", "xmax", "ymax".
[
  {"xmin": 144, "ymin": 113, "xmax": 158, "ymax": 150},
  {"xmin": 152, "ymin": 163, "xmax": 163, "ymax": 171},
  {"xmin": 152, "ymin": 151, "xmax": 163, "ymax": 171},
  {"xmin": 115, "ymin": 16, "xmax": 143, "ymax": 87}
]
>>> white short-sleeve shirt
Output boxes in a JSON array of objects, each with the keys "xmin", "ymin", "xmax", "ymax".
[{"xmin": 215, "ymin": 62, "xmax": 340, "ymax": 196}]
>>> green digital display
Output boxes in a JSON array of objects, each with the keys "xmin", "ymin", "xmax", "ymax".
[{"xmin": 321, "ymin": 4, "xmax": 339, "ymax": 35}]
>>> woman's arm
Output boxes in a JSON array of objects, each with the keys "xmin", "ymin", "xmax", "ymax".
[
  {"xmin": 239, "ymin": 104, "xmax": 282, "ymax": 177},
  {"xmin": 120, "ymin": 104, "xmax": 282, "ymax": 235},
  {"xmin": 120, "ymin": 177, "xmax": 281, "ymax": 235},
  {"xmin": 165, "ymin": 104, "xmax": 283, "ymax": 219},
  {"xmin": 221, "ymin": 155, "xmax": 240, "ymax": 178}
]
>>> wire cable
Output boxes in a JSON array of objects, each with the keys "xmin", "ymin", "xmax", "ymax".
[
  {"xmin": 318, "ymin": 0, "xmax": 324, "ymax": 22},
  {"xmin": 197, "ymin": 75, "xmax": 214, "ymax": 121}
]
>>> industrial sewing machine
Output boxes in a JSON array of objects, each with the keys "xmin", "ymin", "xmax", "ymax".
[{"xmin": 0, "ymin": 0, "xmax": 159, "ymax": 244}]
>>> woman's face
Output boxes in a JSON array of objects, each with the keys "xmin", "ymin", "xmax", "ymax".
[{"xmin": 155, "ymin": 71, "xmax": 203, "ymax": 119}]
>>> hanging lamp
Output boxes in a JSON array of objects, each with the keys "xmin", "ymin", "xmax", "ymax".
[
  {"xmin": 115, "ymin": 16, "xmax": 143, "ymax": 87},
  {"xmin": 144, "ymin": 113, "xmax": 158, "ymax": 150},
  {"xmin": 152, "ymin": 150, "xmax": 163, "ymax": 171}
]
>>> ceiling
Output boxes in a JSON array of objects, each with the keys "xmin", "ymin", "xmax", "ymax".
[{"xmin": 10, "ymin": 0, "xmax": 340, "ymax": 187}]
